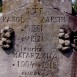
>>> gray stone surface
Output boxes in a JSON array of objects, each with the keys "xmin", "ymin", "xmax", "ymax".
[
  {"xmin": 0, "ymin": 0, "xmax": 76, "ymax": 77},
  {"xmin": 2, "ymin": 0, "xmax": 72, "ymax": 14}
]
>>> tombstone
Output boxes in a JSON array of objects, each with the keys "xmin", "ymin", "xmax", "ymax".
[{"xmin": 0, "ymin": 0, "xmax": 77, "ymax": 77}]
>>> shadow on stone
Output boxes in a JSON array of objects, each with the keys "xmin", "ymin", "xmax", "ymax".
[{"xmin": 61, "ymin": 49, "xmax": 73, "ymax": 58}]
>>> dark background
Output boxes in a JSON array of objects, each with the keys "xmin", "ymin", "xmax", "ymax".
[{"xmin": 0, "ymin": 0, "xmax": 2, "ymax": 12}]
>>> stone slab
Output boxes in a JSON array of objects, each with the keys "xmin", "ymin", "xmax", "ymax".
[{"xmin": 0, "ymin": 0, "xmax": 76, "ymax": 77}]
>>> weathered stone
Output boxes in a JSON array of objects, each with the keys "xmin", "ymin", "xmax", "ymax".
[
  {"xmin": 2, "ymin": 38, "xmax": 6, "ymax": 42},
  {"xmin": 4, "ymin": 32, "xmax": 10, "ymax": 38},
  {"xmin": 6, "ymin": 40, "xmax": 11, "ymax": 44},
  {"xmin": 2, "ymin": 0, "xmax": 72, "ymax": 14},
  {"xmin": 0, "ymin": 0, "xmax": 76, "ymax": 77},
  {"xmin": 62, "ymin": 47, "xmax": 70, "ymax": 51},
  {"xmin": 59, "ymin": 39, "xmax": 65, "ymax": 45},
  {"xmin": 58, "ymin": 33, "xmax": 65, "ymax": 38},
  {"xmin": 3, "ymin": 44, "xmax": 10, "ymax": 48},
  {"xmin": 59, "ymin": 29, "xmax": 65, "ymax": 33},
  {"xmin": 1, "ymin": 29, "xmax": 4, "ymax": 33},
  {"xmin": 57, "ymin": 44, "xmax": 63, "ymax": 50},
  {"xmin": 4, "ymin": 26, "xmax": 10, "ymax": 30},
  {"xmin": 65, "ymin": 33, "xmax": 70, "ymax": 39},
  {"xmin": 0, "ymin": 26, "xmax": 14, "ymax": 49},
  {"xmin": 0, "ymin": 41, "xmax": 2, "ymax": 46},
  {"xmin": 65, "ymin": 40, "xmax": 70, "ymax": 46}
]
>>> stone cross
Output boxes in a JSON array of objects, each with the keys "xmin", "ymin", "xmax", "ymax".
[{"xmin": 2, "ymin": 0, "xmax": 72, "ymax": 14}]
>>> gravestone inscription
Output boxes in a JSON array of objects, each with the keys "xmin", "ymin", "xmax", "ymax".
[{"xmin": 0, "ymin": 0, "xmax": 76, "ymax": 77}]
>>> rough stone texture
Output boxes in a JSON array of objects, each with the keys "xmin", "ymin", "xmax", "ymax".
[
  {"xmin": 0, "ymin": 0, "xmax": 76, "ymax": 77},
  {"xmin": 2, "ymin": 0, "xmax": 72, "ymax": 14}
]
